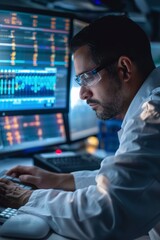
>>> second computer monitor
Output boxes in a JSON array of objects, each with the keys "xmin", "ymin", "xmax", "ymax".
[
  {"xmin": 68, "ymin": 19, "xmax": 99, "ymax": 142},
  {"xmin": 0, "ymin": 113, "xmax": 66, "ymax": 156}
]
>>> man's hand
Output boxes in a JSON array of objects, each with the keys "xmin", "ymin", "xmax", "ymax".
[
  {"xmin": 0, "ymin": 178, "xmax": 32, "ymax": 209},
  {"xmin": 6, "ymin": 165, "xmax": 75, "ymax": 191}
]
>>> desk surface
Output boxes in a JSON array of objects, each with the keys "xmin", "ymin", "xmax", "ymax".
[
  {"xmin": 0, "ymin": 157, "xmax": 155, "ymax": 240},
  {"xmin": 0, "ymin": 157, "xmax": 33, "ymax": 170},
  {"xmin": 0, "ymin": 232, "xmax": 71, "ymax": 240}
]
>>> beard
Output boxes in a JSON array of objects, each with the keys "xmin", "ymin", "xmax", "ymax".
[
  {"xmin": 88, "ymin": 90, "xmax": 124, "ymax": 120},
  {"xmin": 87, "ymin": 70, "xmax": 126, "ymax": 120},
  {"xmin": 95, "ymin": 103, "xmax": 121, "ymax": 120}
]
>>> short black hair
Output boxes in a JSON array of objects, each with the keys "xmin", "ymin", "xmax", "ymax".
[{"xmin": 70, "ymin": 15, "xmax": 155, "ymax": 77}]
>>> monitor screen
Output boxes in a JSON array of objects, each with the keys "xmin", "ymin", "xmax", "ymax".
[
  {"xmin": 0, "ymin": 113, "xmax": 66, "ymax": 156},
  {"xmin": 0, "ymin": 6, "xmax": 72, "ymax": 116},
  {"xmin": 68, "ymin": 19, "xmax": 99, "ymax": 142}
]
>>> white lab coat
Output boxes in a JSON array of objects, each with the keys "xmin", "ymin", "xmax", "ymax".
[{"xmin": 19, "ymin": 67, "xmax": 160, "ymax": 240}]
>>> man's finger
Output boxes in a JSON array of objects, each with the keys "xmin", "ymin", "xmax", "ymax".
[
  {"xmin": 0, "ymin": 178, "xmax": 12, "ymax": 184},
  {"xmin": 6, "ymin": 166, "xmax": 35, "ymax": 176}
]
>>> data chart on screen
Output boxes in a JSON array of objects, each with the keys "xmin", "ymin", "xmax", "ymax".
[{"xmin": 0, "ymin": 6, "xmax": 72, "ymax": 115}]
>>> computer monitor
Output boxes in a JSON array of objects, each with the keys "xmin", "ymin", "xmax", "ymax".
[
  {"xmin": 0, "ymin": 113, "xmax": 66, "ymax": 157},
  {"xmin": 0, "ymin": 18, "xmax": 97, "ymax": 158},
  {"xmin": 0, "ymin": 5, "xmax": 73, "ymax": 116},
  {"xmin": 68, "ymin": 19, "xmax": 99, "ymax": 142}
]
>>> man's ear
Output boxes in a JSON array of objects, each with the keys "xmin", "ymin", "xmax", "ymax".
[{"xmin": 118, "ymin": 56, "xmax": 132, "ymax": 82}]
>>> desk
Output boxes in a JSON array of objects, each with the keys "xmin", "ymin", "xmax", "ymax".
[
  {"xmin": 0, "ymin": 233, "xmax": 72, "ymax": 240},
  {"xmin": 0, "ymin": 233, "xmax": 152, "ymax": 240},
  {"xmin": 0, "ymin": 157, "xmax": 155, "ymax": 240},
  {"xmin": 0, "ymin": 157, "xmax": 33, "ymax": 170}
]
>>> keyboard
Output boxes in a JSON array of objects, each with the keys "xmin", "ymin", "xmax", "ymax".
[
  {"xmin": 33, "ymin": 152, "xmax": 103, "ymax": 173},
  {"xmin": 0, "ymin": 170, "xmax": 33, "ymax": 224}
]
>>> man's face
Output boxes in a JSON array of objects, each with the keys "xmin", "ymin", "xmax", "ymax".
[{"xmin": 73, "ymin": 45, "xmax": 127, "ymax": 120}]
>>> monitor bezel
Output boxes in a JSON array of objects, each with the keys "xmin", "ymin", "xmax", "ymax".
[{"xmin": 0, "ymin": 4, "xmax": 74, "ymax": 116}]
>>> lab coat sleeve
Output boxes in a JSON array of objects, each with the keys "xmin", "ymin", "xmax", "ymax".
[
  {"xmin": 71, "ymin": 170, "xmax": 98, "ymax": 189},
  {"xmin": 19, "ymin": 158, "xmax": 160, "ymax": 240},
  {"xmin": 19, "ymin": 99, "xmax": 160, "ymax": 240}
]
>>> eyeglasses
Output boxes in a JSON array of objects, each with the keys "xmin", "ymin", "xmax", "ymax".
[{"xmin": 75, "ymin": 65, "xmax": 105, "ymax": 87}]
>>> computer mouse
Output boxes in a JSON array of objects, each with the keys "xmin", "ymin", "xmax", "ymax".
[{"xmin": 0, "ymin": 213, "xmax": 50, "ymax": 239}]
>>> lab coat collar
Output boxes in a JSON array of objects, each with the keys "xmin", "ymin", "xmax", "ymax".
[{"xmin": 122, "ymin": 66, "xmax": 160, "ymax": 129}]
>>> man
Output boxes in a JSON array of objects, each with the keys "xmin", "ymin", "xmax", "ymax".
[{"xmin": 0, "ymin": 15, "xmax": 160, "ymax": 240}]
